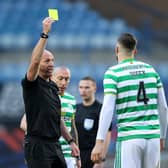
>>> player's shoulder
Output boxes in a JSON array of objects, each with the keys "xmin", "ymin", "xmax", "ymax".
[
  {"xmin": 105, "ymin": 65, "xmax": 117, "ymax": 74},
  {"xmin": 62, "ymin": 92, "xmax": 76, "ymax": 106},
  {"xmin": 104, "ymin": 64, "xmax": 123, "ymax": 78},
  {"xmin": 63, "ymin": 92, "xmax": 76, "ymax": 101},
  {"xmin": 136, "ymin": 60, "xmax": 156, "ymax": 71},
  {"xmin": 107, "ymin": 64, "xmax": 121, "ymax": 71},
  {"xmin": 136, "ymin": 60, "xmax": 152, "ymax": 67},
  {"xmin": 106, "ymin": 62, "xmax": 127, "ymax": 73}
]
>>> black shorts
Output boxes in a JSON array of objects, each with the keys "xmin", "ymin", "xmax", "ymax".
[
  {"xmin": 80, "ymin": 149, "xmax": 94, "ymax": 168},
  {"xmin": 24, "ymin": 138, "xmax": 67, "ymax": 168}
]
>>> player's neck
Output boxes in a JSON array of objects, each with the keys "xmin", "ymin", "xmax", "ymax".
[{"xmin": 118, "ymin": 54, "xmax": 134, "ymax": 63}]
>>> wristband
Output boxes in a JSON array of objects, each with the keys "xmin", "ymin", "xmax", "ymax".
[
  {"xmin": 40, "ymin": 32, "xmax": 48, "ymax": 39},
  {"xmin": 67, "ymin": 138, "xmax": 74, "ymax": 144},
  {"xmin": 75, "ymin": 156, "xmax": 81, "ymax": 160}
]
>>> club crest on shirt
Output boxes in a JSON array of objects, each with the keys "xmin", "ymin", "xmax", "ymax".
[{"xmin": 84, "ymin": 118, "xmax": 94, "ymax": 130}]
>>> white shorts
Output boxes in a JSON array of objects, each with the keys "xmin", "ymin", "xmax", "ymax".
[
  {"xmin": 114, "ymin": 138, "xmax": 160, "ymax": 168},
  {"xmin": 65, "ymin": 157, "xmax": 76, "ymax": 168}
]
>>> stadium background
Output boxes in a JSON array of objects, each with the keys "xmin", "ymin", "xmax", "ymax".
[{"xmin": 0, "ymin": 0, "xmax": 167, "ymax": 167}]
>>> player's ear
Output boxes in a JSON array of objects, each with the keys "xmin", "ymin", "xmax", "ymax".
[
  {"xmin": 115, "ymin": 45, "xmax": 119, "ymax": 55},
  {"xmin": 134, "ymin": 48, "xmax": 137, "ymax": 55}
]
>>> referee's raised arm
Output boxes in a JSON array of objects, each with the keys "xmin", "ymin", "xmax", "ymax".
[{"xmin": 27, "ymin": 17, "xmax": 55, "ymax": 81}]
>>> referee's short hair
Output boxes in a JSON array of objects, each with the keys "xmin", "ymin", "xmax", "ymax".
[{"xmin": 80, "ymin": 76, "xmax": 96, "ymax": 84}]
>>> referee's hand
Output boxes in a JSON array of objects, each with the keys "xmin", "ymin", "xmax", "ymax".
[
  {"xmin": 42, "ymin": 17, "xmax": 55, "ymax": 34},
  {"xmin": 91, "ymin": 140, "xmax": 104, "ymax": 163}
]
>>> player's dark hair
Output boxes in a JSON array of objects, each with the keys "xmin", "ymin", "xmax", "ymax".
[{"xmin": 117, "ymin": 33, "xmax": 137, "ymax": 51}]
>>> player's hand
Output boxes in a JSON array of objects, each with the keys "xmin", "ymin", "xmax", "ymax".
[
  {"xmin": 91, "ymin": 140, "xmax": 104, "ymax": 163},
  {"xmin": 160, "ymin": 139, "xmax": 165, "ymax": 151},
  {"xmin": 42, "ymin": 17, "xmax": 55, "ymax": 34},
  {"xmin": 70, "ymin": 142, "xmax": 80, "ymax": 157}
]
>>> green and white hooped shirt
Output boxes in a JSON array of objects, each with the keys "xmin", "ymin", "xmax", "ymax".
[
  {"xmin": 59, "ymin": 92, "xmax": 76, "ymax": 158},
  {"xmin": 104, "ymin": 58, "xmax": 162, "ymax": 141}
]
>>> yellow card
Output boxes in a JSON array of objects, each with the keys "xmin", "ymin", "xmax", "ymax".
[{"xmin": 48, "ymin": 9, "xmax": 59, "ymax": 21}]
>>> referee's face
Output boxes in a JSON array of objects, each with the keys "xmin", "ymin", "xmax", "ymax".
[
  {"xmin": 39, "ymin": 51, "xmax": 54, "ymax": 79},
  {"xmin": 79, "ymin": 80, "xmax": 96, "ymax": 101}
]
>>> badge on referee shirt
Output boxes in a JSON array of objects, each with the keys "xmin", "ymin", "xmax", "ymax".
[{"xmin": 84, "ymin": 118, "xmax": 94, "ymax": 130}]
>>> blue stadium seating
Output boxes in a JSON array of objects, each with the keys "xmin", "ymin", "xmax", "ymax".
[{"xmin": 0, "ymin": 0, "xmax": 140, "ymax": 50}]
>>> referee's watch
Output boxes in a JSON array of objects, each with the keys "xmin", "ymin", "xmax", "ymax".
[{"xmin": 40, "ymin": 32, "xmax": 48, "ymax": 39}]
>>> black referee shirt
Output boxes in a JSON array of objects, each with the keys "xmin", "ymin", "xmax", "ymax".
[
  {"xmin": 75, "ymin": 100, "xmax": 102, "ymax": 150},
  {"xmin": 22, "ymin": 76, "xmax": 61, "ymax": 141}
]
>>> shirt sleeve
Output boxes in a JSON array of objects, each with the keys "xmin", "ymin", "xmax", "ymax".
[
  {"xmin": 96, "ymin": 94, "xmax": 116, "ymax": 140},
  {"xmin": 156, "ymin": 72, "xmax": 163, "ymax": 88},
  {"xmin": 21, "ymin": 74, "xmax": 38, "ymax": 88},
  {"xmin": 158, "ymin": 87, "xmax": 168, "ymax": 139},
  {"xmin": 103, "ymin": 69, "xmax": 117, "ymax": 95}
]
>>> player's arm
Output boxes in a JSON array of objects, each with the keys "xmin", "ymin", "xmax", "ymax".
[
  {"xmin": 158, "ymin": 87, "xmax": 168, "ymax": 150},
  {"xmin": 60, "ymin": 119, "xmax": 73, "ymax": 142},
  {"xmin": 102, "ymin": 130, "xmax": 111, "ymax": 160},
  {"xmin": 20, "ymin": 114, "xmax": 27, "ymax": 132},
  {"xmin": 27, "ymin": 17, "xmax": 54, "ymax": 81},
  {"xmin": 91, "ymin": 94, "xmax": 116, "ymax": 163},
  {"xmin": 60, "ymin": 119, "xmax": 80, "ymax": 157},
  {"xmin": 71, "ymin": 119, "xmax": 81, "ymax": 168},
  {"xmin": 71, "ymin": 118, "xmax": 79, "ymax": 146},
  {"xmin": 93, "ymin": 130, "xmax": 112, "ymax": 167}
]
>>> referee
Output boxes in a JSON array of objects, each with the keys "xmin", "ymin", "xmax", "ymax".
[
  {"xmin": 21, "ymin": 17, "xmax": 79, "ymax": 168},
  {"xmin": 75, "ymin": 76, "xmax": 111, "ymax": 168}
]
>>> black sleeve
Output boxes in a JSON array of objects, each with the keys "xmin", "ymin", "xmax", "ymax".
[{"xmin": 21, "ymin": 74, "xmax": 38, "ymax": 88}]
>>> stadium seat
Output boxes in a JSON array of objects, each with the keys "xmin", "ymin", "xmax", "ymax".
[{"xmin": 0, "ymin": 0, "xmax": 140, "ymax": 50}]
